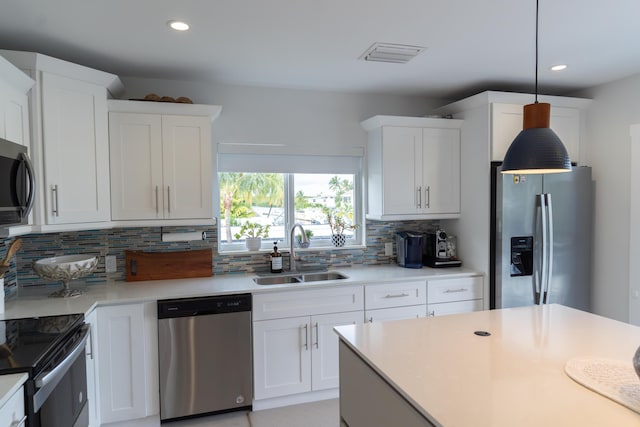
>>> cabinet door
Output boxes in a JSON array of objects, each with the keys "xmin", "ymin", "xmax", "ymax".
[
  {"xmin": 161, "ymin": 115, "xmax": 213, "ymax": 219},
  {"xmin": 311, "ymin": 311, "xmax": 361, "ymax": 391},
  {"xmin": 381, "ymin": 126, "xmax": 421, "ymax": 215},
  {"xmin": 0, "ymin": 81, "xmax": 30, "ymax": 147},
  {"xmin": 365, "ymin": 305, "xmax": 426, "ymax": 323},
  {"xmin": 491, "ymin": 103, "xmax": 580, "ymax": 162},
  {"xmin": 421, "ymin": 128, "xmax": 460, "ymax": 214},
  {"xmin": 41, "ymin": 72, "xmax": 110, "ymax": 224},
  {"xmin": 109, "ymin": 112, "xmax": 164, "ymax": 220},
  {"xmin": 253, "ymin": 316, "xmax": 311, "ymax": 399},
  {"xmin": 96, "ymin": 304, "xmax": 148, "ymax": 423}
]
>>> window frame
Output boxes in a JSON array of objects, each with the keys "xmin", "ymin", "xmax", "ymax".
[{"xmin": 217, "ymin": 171, "xmax": 364, "ymax": 253}]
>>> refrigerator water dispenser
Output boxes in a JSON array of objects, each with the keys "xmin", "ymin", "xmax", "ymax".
[{"xmin": 510, "ymin": 236, "xmax": 533, "ymax": 277}]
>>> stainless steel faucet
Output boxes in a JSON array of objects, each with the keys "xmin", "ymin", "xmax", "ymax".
[{"xmin": 289, "ymin": 223, "xmax": 308, "ymax": 272}]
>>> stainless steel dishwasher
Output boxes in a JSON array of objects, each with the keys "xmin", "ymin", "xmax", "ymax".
[{"xmin": 158, "ymin": 294, "xmax": 252, "ymax": 422}]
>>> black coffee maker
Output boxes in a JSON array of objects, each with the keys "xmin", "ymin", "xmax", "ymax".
[{"xmin": 395, "ymin": 231, "xmax": 424, "ymax": 269}]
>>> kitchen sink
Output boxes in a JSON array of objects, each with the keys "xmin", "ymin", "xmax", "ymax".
[
  {"xmin": 253, "ymin": 275, "xmax": 301, "ymax": 285},
  {"xmin": 299, "ymin": 272, "xmax": 348, "ymax": 282},
  {"xmin": 253, "ymin": 271, "xmax": 348, "ymax": 285}
]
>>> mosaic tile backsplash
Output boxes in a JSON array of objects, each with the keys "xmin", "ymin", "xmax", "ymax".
[{"xmin": 1, "ymin": 220, "xmax": 440, "ymax": 297}]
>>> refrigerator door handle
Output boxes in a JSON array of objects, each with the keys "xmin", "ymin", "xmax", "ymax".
[
  {"xmin": 544, "ymin": 193, "xmax": 554, "ymax": 304},
  {"xmin": 535, "ymin": 194, "xmax": 548, "ymax": 305}
]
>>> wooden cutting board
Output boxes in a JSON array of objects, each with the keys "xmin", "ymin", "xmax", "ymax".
[{"xmin": 125, "ymin": 249, "xmax": 213, "ymax": 282}]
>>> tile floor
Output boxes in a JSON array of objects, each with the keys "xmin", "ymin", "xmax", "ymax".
[{"xmin": 169, "ymin": 399, "xmax": 343, "ymax": 427}]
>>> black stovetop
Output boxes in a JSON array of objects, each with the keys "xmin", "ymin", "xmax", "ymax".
[{"xmin": 0, "ymin": 314, "xmax": 84, "ymax": 375}]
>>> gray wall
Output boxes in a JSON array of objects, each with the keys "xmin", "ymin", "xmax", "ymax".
[
  {"xmin": 578, "ymin": 72, "xmax": 640, "ymax": 323},
  {"xmin": 119, "ymin": 77, "xmax": 449, "ymax": 154}
]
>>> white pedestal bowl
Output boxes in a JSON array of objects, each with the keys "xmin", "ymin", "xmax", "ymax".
[{"xmin": 33, "ymin": 255, "xmax": 98, "ymax": 298}]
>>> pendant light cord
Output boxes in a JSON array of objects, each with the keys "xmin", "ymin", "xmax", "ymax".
[{"xmin": 535, "ymin": 0, "xmax": 539, "ymax": 103}]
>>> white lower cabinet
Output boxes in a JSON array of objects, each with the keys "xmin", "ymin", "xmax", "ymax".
[
  {"xmin": 426, "ymin": 276, "xmax": 484, "ymax": 317},
  {"xmin": 94, "ymin": 302, "xmax": 159, "ymax": 425},
  {"xmin": 252, "ymin": 286, "xmax": 363, "ymax": 401},
  {"xmin": 84, "ymin": 309, "xmax": 99, "ymax": 427},
  {"xmin": 364, "ymin": 280, "xmax": 427, "ymax": 323},
  {"xmin": 0, "ymin": 378, "xmax": 26, "ymax": 427},
  {"xmin": 365, "ymin": 305, "xmax": 426, "ymax": 323}
]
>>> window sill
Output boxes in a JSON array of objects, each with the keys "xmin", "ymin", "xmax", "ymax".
[{"xmin": 219, "ymin": 244, "xmax": 367, "ymax": 255}]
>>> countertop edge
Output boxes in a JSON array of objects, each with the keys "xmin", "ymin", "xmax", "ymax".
[{"xmin": 3, "ymin": 265, "xmax": 484, "ymax": 320}]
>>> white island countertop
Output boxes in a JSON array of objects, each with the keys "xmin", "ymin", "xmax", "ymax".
[
  {"xmin": 335, "ymin": 304, "xmax": 640, "ymax": 427},
  {"xmin": 1, "ymin": 264, "xmax": 480, "ymax": 320}
]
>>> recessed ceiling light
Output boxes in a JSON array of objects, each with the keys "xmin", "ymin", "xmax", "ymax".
[
  {"xmin": 550, "ymin": 64, "xmax": 568, "ymax": 71},
  {"xmin": 168, "ymin": 20, "xmax": 190, "ymax": 31}
]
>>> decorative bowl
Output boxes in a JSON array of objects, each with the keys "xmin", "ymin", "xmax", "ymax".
[{"xmin": 33, "ymin": 255, "xmax": 98, "ymax": 297}]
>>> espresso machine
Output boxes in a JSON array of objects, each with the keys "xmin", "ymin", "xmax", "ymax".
[{"xmin": 424, "ymin": 229, "xmax": 461, "ymax": 268}]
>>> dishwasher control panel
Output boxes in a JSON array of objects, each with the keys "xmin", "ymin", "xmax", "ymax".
[{"xmin": 157, "ymin": 293, "xmax": 252, "ymax": 318}]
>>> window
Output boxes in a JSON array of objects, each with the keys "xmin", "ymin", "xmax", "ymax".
[{"xmin": 218, "ymin": 172, "xmax": 361, "ymax": 251}]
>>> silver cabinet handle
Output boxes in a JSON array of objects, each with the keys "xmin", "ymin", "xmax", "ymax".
[
  {"xmin": 384, "ymin": 293, "xmax": 410, "ymax": 298},
  {"xmin": 416, "ymin": 186, "xmax": 422, "ymax": 208},
  {"xmin": 302, "ymin": 324, "xmax": 308, "ymax": 350},
  {"xmin": 313, "ymin": 322, "xmax": 319, "ymax": 349},
  {"xmin": 86, "ymin": 324, "xmax": 94, "ymax": 360},
  {"xmin": 444, "ymin": 288, "xmax": 468, "ymax": 293},
  {"xmin": 167, "ymin": 186, "xmax": 171, "ymax": 215},
  {"xmin": 51, "ymin": 185, "xmax": 59, "ymax": 216},
  {"xmin": 425, "ymin": 186, "xmax": 431, "ymax": 208},
  {"xmin": 155, "ymin": 186, "xmax": 159, "ymax": 215}
]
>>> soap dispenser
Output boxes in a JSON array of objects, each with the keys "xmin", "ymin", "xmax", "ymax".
[{"xmin": 270, "ymin": 242, "xmax": 283, "ymax": 273}]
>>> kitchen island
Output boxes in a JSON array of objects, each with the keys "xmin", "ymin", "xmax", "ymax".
[{"xmin": 335, "ymin": 304, "xmax": 640, "ymax": 427}]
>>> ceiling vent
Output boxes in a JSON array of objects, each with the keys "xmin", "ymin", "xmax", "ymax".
[{"xmin": 359, "ymin": 42, "xmax": 426, "ymax": 64}]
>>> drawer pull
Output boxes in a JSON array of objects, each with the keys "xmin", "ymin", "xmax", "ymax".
[
  {"xmin": 444, "ymin": 288, "xmax": 468, "ymax": 293},
  {"xmin": 384, "ymin": 293, "xmax": 410, "ymax": 298}
]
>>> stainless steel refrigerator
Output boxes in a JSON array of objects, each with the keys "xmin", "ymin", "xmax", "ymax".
[{"xmin": 490, "ymin": 163, "xmax": 593, "ymax": 310}]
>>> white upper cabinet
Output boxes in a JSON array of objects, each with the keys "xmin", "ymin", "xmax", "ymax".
[
  {"xmin": 491, "ymin": 103, "xmax": 580, "ymax": 162},
  {"xmin": 361, "ymin": 115, "xmax": 463, "ymax": 220},
  {"xmin": 0, "ymin": 55, "xmax": 33, "ymax": 147},
  {"xmin": 108, "ymin": 100, "xmax": 221, "ymax": 224},
  {"xmin": 41, "ymin": 72, "xmax": 111, "ymax": 224},
  {"xmin": 0, "ymin": 50, "xmax": 123, "ymax": 231}
]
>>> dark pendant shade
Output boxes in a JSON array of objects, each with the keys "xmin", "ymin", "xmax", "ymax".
[{"xmin": 501, "ymin": 102, "xmax": 572, "ymax": 174}]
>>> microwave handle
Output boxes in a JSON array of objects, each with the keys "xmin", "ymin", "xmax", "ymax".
[{"xmin": 19, "ymin": 153, "xmax": 36, "ymax": 219}]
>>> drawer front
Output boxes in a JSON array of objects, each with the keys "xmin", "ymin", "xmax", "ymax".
[
  {"xmin": 253, "ymin": 285, "xmax": 364, "ymax": 320},
  {"xmin": 364, "ymin": 280, "xmax": 427, "ymax": 310},
  {"xmin": 427, "ymin": 276, "xmax": 483, "ymax": 304},
  {"xmin": 0, "ymin": 385, "xmax": 25, "ymax": 427},
  {"xmin": 427, "ymin": 299, "xmax": 483, "ymax": 317},
  {"xmin": 365, "ymin": 305, "xmax": 426, "ymax": 323}
]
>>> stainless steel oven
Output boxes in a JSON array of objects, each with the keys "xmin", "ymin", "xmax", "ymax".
[
  {"xmin": 0, "ymin": 137, "xmax": 35, "ymax": 229},
  {"xmin": 0, "ymin": 314, "xmax": 89, "ymax": 427}
]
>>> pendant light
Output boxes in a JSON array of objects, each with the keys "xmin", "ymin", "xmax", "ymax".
[{"xmin": 501, "ymin": 0, "xmax": 571, "ymax": 174}]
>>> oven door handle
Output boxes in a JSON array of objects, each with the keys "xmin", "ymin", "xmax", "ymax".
[{"xmin": 33, "ymin": 325, "xmax": 89, "ymax": 412}]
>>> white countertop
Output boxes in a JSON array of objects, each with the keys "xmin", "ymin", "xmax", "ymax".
[
  {"xmin": 1, "ymin": 264, "xmax": 480, "ymax": 319},
  {"xmin": 0, "ymin": 373, "xmax": 27, "ymax": 408},
  {"xmin": 335, "ymin": 304, "xmax": 640, "ymax": 427}
]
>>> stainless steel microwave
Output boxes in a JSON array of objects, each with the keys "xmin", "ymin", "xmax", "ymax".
[{"xmin": 0, "ymin": 137, "xmax": 35, "ymax": 228}]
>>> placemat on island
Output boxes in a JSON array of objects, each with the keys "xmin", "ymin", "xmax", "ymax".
[{"xmin": 565, "ymin": 357, "xmax": 640, "ymax": 414}]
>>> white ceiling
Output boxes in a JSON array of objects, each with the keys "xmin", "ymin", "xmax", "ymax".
[{"xmin": 2, "ymin": 0, "xmax": 640, "ymax": 98}]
